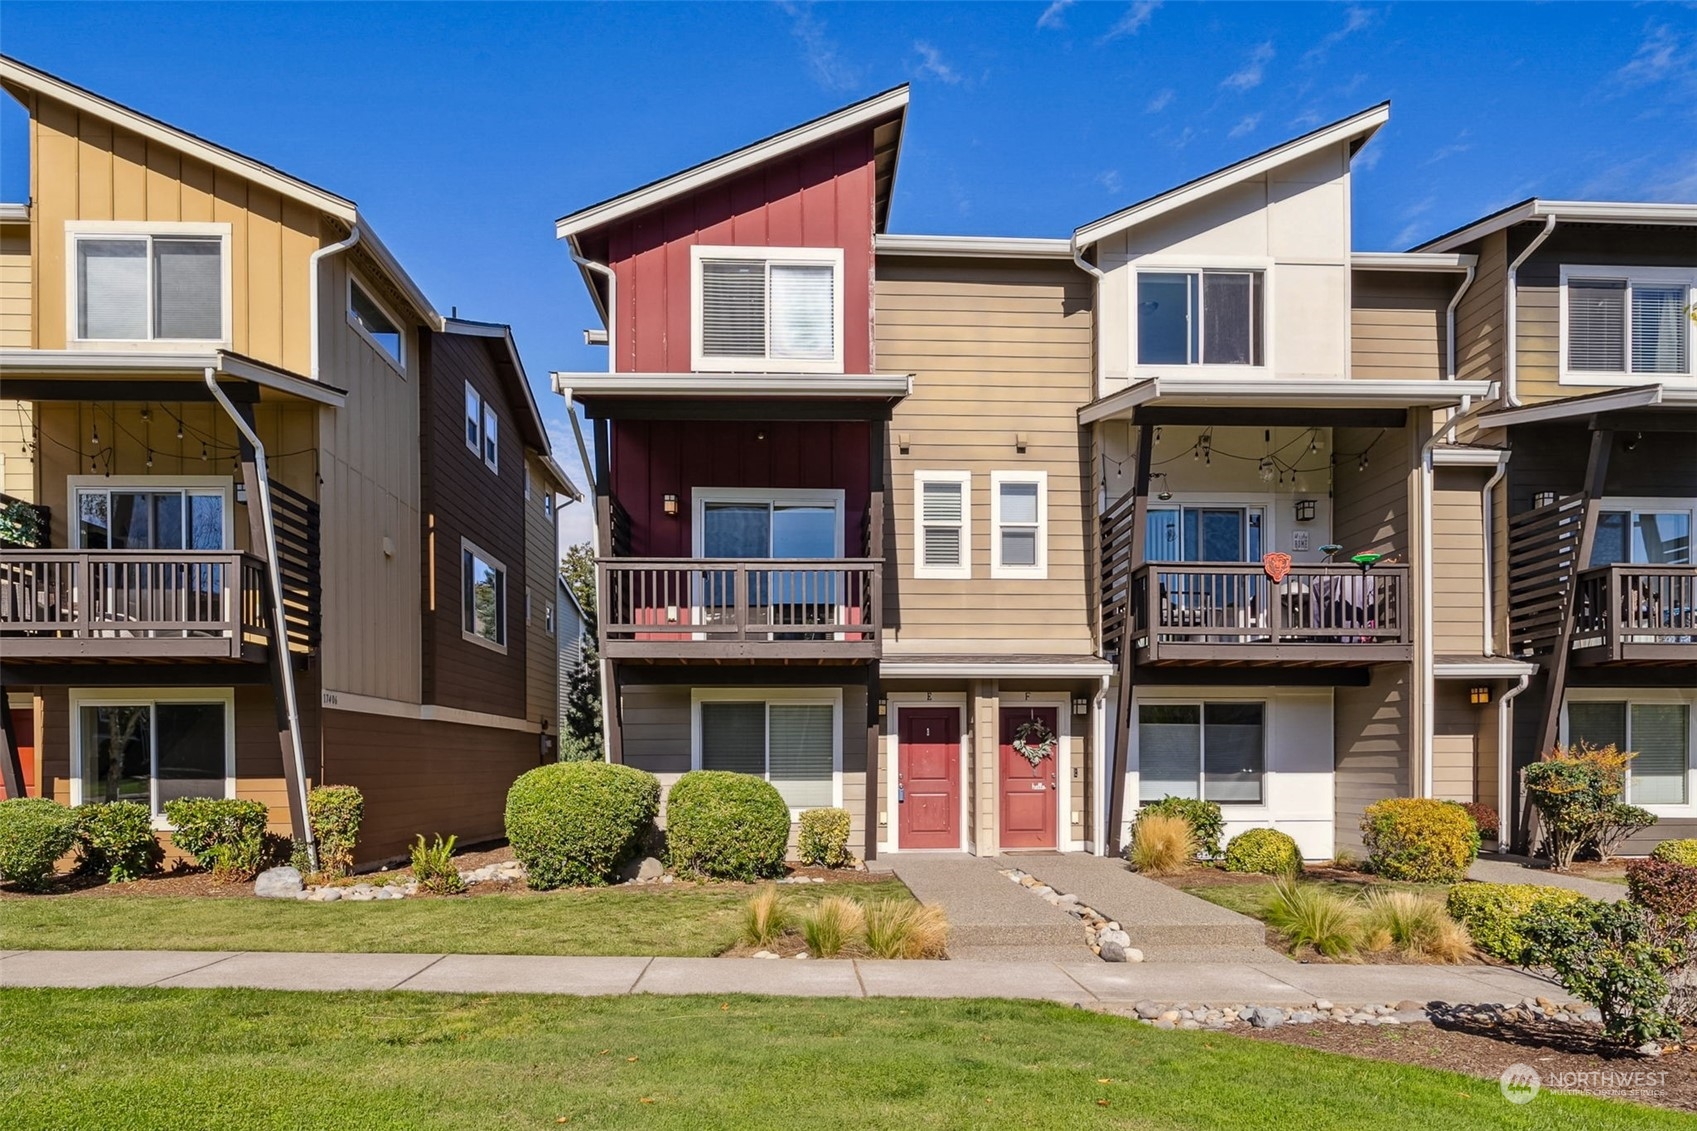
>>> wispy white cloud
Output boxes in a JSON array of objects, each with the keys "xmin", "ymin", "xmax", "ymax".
[
  {"xmin": 1616, "ymin": 21, "xmax": 1690, "ymax": 88},
  {"xmin": 1580, "ymin": 149, "xmax": 1697, "ymax": 202},
  {"xmin": 1228, "ymin": 114, "xmax": 1261, "ymax": 139},
  {"xmin": 1392, "ymin": 196, "xmax": 1437, "ymax": 248},
  {"xmin": 1145, "ymin": 87, "xmax": 1175, "ymax": 114},
  {"xmin": 912, "ymin": 41, "xmax": 962, "ymax": 85},
  {"xmin": 1303, "ymin": 5, "xmax": 1377, "ymax": 64},
  {"xmin": 1222, "ymin": 42, "xmax": 1274, "ymax": 91},
  {"xmin": 1165, "ymin": 125, "xmax": 1196, "ymax": 149},
  {"xmin": 1099, "ymin": 1, "xmax": 1160, "ymax": 45},
  {"xmin": 1423, "ymin": 132, "xmax": 1473, "ymax": 165},
  {"xmin": 1289, "ymin": 108, "xmax": 1324, "ymax": 129},
  {"xmin": 1354, "ymin": 143, "xmax": 1384, "ymax": 172},
  {"xmin": 777, "ymin": 1, "xmax": 860, "ymax": 93},
  {"xmin": 1036, "ymin": 0, "xmax": 1075, "ymax": 31},
  {"xmin": 1097, "ymin": 169, "xmax": 1125, "ymax": 195}
]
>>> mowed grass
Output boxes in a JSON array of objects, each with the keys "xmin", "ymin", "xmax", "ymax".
[
  {"xmin": 0, "ymin": 880, "xmax": 910, "ymax": 957},
  {"xmin": 0, "ymin": 989, "xmax": 1678, "ymax": 1131}
]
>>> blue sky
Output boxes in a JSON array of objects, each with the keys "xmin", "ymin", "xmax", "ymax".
[{"xmin": 4, "ymin": 2, "xmax": 1694, "ymax": 545}]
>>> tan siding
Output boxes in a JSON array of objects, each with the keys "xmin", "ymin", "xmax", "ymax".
[
  {"xmin": 1431, "ymin": 682, "xmax": 1495, "ymax": 808},
  {"xmin": 0, "ymin": 400, "xmax": 34, "ymax": 500},
  {"xmin": 0, "ymin": 222, "xmax": 31, "ymax": 347},
  {"xmin": 1432, "ymin": 469, "xmax": 1488, "ymax": 656},
  {"xmin": 1515, "ymin": 281, "xmax": 1566, "ymax": 402},
  {"xmin": 1454, "ymin": 231, "xmax": 1506, "ymax": 387},
  {"xmin": 1332, "ymin": 424, "xmax": 1414, "ymax": 557},
  {"xmin": 876, "ymin": 258, "xmax": 1095, "ymax": 655},
  {"xmin": 1350, "ymin": 272, "xmax": 1450, "ymax": 381},
  {"xmin": 1333, "ymin": 664, "xmax": 1412, "ymax": 854},
  {"xmin": 970, "ymin": 680, "xmax": 999, "ymax": 853}
]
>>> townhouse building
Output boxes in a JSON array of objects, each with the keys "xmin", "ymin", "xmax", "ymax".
[{"xmin": 0, "ymin": 56, "xmax": 579, "ymax": 863}]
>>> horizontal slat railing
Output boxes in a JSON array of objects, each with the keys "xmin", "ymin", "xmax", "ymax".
[
  {"xmin": 1507, "ymin": 494, "xmax": 1584, "ymax": 657},
  {"xmin": 599, "ymin": 558, "xmax": 881, "ymax": 646},
  {"xmin": 1130, "ymin": 562, "xmax": 1410, "ymax": 647},
  {"xmin": 0, "ymin": 550, "xmax": 267, "ymax": 650},
  {"xmin": 1573, "ymin": 564, "xmax": 1697, "ymax": 654}
]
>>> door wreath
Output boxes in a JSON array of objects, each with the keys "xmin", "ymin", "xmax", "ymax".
[{"xmin": 1011, "ymin": 718, "xmax": 1057, "ymax": 767}]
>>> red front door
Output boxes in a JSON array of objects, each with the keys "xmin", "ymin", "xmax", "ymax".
[
  {"xmin": 3, "ymin": 707, "xmax": 36, "ymax": 798},
  {"xmin": 898, "ymin": 707, "xmax": 959, "ymax": 849},
  {"xmin": 999, "ymin": 706, "xmax": 1058, "ymax": 849}
]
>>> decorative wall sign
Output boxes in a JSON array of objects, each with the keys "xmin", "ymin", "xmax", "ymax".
[{"xmin": 1262, "ymin": 552, "xmax": 1293, "ymax": 583}]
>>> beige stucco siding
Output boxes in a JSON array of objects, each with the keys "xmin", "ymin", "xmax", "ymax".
[
  {"xmin": 1350, "ymin": 271, "xmax": 1451, "ymax": 381},
  {"xmin": 875, "ymin": 257, "xmax": 1096, "ymax": 656}
]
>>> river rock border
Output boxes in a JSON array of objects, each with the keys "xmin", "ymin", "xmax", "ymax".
[
  {"xmin": 999, "ymin": 866, "xmax": 1141, "ymax": 962},
  {"xmin": 1125, "ymin": 996, "xmax": 1606, "ymax": 1032}
]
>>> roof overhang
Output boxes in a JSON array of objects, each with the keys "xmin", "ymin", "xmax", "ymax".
[
  {"xmin": 553, "ymin": 371, "xmax": 912, "ymax": 402},
  {"xmin": 444, "ymin": 317, "xmax": 550, "ymax": 452},
  {"xmin": 1473, "ymin": 384, "xmax": 1697, "ymax": 430},
  {"xmin": 1416, "ymin": 199, "xmax": 1697, "ymax": 253},
  {"xmin": 0, "ymin": 202, "xmax": 27, "ymax": 223},
  {"xmin": 556, "ymin": 85, "xmax": 910, "ymax": 242},
  {"xmin": 539, "ymin": 453, "xmax": 583, "ymax": 502},
  {"xmin": 1351, "ymin": 252, "xmax": 1477, "ymax": 272},
  {"xmin": 0, "ymin": 349, "xmax": 347, "ymax": 406},
  {"xmin": 1431, "ymin": 444, "xmax": 1509, "ymax": 467},
  {"xmin": 880, "ymin": 659, "xmax": 1115, "ymax": 679},
  {"xmin": 1078, "ymin": 377, "xmax": 1495, "ymax": 426},
  {"xmin": 1074, "ymin": 103, "xmax": 1389, "ymax": 249},
  {"xmin": 1434, "ymin": 658, "xmax": 1538, "ymax": 679},
  {"xmin": 874, "ymin": 234, "xmax": 1074, "ymax": 260}
]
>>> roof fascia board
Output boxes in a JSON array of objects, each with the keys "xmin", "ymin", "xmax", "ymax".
[
  {"xmin": 1077, "ymin": 376, "xmax": 1493, "ymax": 425},
  {"xmin": 555, "ymin": 86, "xmax": 909, "ymax": 240},
  {"xmin": 1434, "ymin": 660, "xmax": 1538, "ymax": 679},
  {"xmin": 0, "ymin": 203, "xmax": 28, "ymax": 222},
  {"xmin": 1416, "ymin": 199, "xmax": 1697, "ymax": 253},
  {"xmin": 874, "ymin": 234, "xmax": 1074, "ymax": 259},
  {"xmin": 354, "ymin": 216, "xmax": 442, "ymax": 330},
  {"xmin": 539, "ymin": 453, "xmax": 584, "ymax": 502},
  {"xmin": 0, "ymin": 348, "xmax": 347, "ymax": 406},
  {"xmin": 552, "ymin": 371, "xmax": 913, "ymax": 400},
  {"xmin": 1075, "ymin": 103, "xmax": 1389, "ymax": 248},
  {"xmin": 880, "ymin": 661, "xmax": 1116, "ymax": 678},
  {"xmin": 444, "ymin": 317, "xmax": 551, "ymax": 453},
  {"xmin": 1351, "ymin": 252, "xmax": 1478, "ymax": 272},
  {"xmin": 1474, "ymin": 384, "xmax": 1665, "ymax": 429},
  {"xmin": 1431, "ymin": 445, "xmax": 1509, "ymax": 467}
]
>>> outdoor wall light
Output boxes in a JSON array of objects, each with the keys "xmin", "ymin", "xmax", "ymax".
[
  {"xmin": 1015, "ymin": 433, "xmax": 1029, "ymax": 454},
  {"xmin": 898, "ymin": 432, "xmax": 910, "ymax": 454},
  {"xmin": 1072, "ymin": 697, "xmax": 1089, "ymax": 716},
  {"xmin": 877, "ymin": 697, "xmax": 888, "ymax": 716},
  {"xmin": 234, "ymin": 483, "xmax": 248, "ymax": 504},
  {"xmin": 1294, "ymin": 499, "xmax": 1317, "ymax": 523},
  {"xmin": 1532, "ymin": 491, "xmax": 1557, "ymax": 510},
  {"xmin": 1470, "ymin": 686, "xmax": 1492, "ymax": 706},
  {"xmin": 662, "ymin": 493, "xmax": 679, "ymax": 517}
]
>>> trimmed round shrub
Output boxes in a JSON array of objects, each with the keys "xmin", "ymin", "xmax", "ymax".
[
  {"xmin": 307, "ymin": 785, "xmax": 364, "ymax": 878},
  {"xmin": 0, "ymin": 797, "xmax": 78, "ymax": 891},
  {"xmin": 1223, "ymin": 827, "xmax": 1303, "ymax": 875},
  {"xmin": 797, "ymin": 807, "xmax": 853, "ymax": 869},
  {"xmin": 1625, "ymin": 858, "xmax": 1697, "ymax": 922},
  {"xmin": 1651, "ymin": 839, "xmax": 1697, "ymax": 868},
  {"xmin": 1445, "ymin": 881, "xmax": 1586, "ymax": 962},
  {"xmin": 73, "ymin": 801, "xmax": 160, "ymax": 882},
  {"xmin": 666, "ymin": 771, "xmax": 791, "ymax": 881},
  {"xmin": 163, "ymin": 798, "xmax": 269, "ymax": 882},
  {"xmin": 1137, "ymin": 796, "xmax": 1224, "ymax": 859},
  {"xmin": 505, "ymin": 761, "xmax": 659, "ymax": 890},
  {"xmin": 1361, "ymin": 797, "xmax": 1480, "ymax": 883}
]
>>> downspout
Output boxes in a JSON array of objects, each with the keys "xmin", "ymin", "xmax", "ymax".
[
  {"xmin": 310, "ymin": 225, "xmax": 362, "ymax": 380},
  {"xmin": 1074, "ymin": 235, "xmax": 1112, "ymax": 852},
  {"xmin": 1445, "ymin": 263, "xmax": 1476, "ymax": 414},
  {"xmin": 1070, "ymin": 235, "xmax": 1105, "ymax": 280},
  {"xmin": 1503, "ymin": 214, "xmax": 1558, "ymax": 408},
  {"xmin": 567, "ymin": 245, "xmax": 618, "ymax": 760},
  {"xmin": 1481, "ymin": 452, "xmax": 1510, "ymax": 658},
  {"xmin": 204, "ymin": 368, "xmax": 316, "ymax": 870},
  {"xmin": 1496, "ymin": 672, "xmax": 1531, "ymax": 854}
]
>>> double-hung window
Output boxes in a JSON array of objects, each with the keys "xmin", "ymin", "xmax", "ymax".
[
  {"xmin": 1138, "ymin": 702, "xmax": 1266, "ymax": 805},
  {"xmin": 914, "ymin": 471, "xmax": 971, "ymax": 580},
  {"xmin": 1566, "ymin": 697, "xmax": 1694, "ymax": 808},
  {"xmin": 462, "ymin": 539, "xmax": 507, "ymax": 652},
  {"xmin": 1137, "ymin": 269, "xmax": 1264, "ymax": 367},
  {"xmin": 991, "ymin": 471, "xmax": 1047, "ymax": 579},
  {"xmin": 696, "ymin": 693, "xmax": 840, "ymax": 809},
  {"xmin": 71, "ymin": 224, "xmax": 228, "ymax": 343},
  {"xmin": 73, "ymin": 690, "xmax": 233, "ymax": 821},
  {"xmin": 348, "ymin": 279, "xmax": 404, "ymax": 370},
  {"xmin": 692, "ymin": 246, "xmax": 845, "ymax": 372},
  {"xmin": 1562, "ymin": 266, "xmax": 1695, "ymax": 382},
  {"xmin": 464, "ymin": 383, "xmax": 499, "ymax": 473}
]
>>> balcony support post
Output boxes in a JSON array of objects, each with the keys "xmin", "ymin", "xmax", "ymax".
[
  {"xmin": 863, "ymin": 662, "xmax": 880, "ymax": 863},
  {"xmin": 0, "ymin": 683, "xmax": 25, "ymax": 799},
  {"xmin": 1106, "ymin": 421, "xmax": 1153, "ymax": 857}
]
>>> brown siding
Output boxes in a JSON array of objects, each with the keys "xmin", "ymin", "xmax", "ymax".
[
  {"xmin": 875, "ymin": 257, "xmax": 1095, "ymax": 655},
  {"xmin": 1331, "ymin": 423, "xmax": 1415, "ymax": 559},
  {"xmin": 1350, "ymin": 271, "xmax": 1451, "ymax": 381},
  {"xmin": 1333, "ymin": 664, "xmax": 1412, "ymax": 854},
  {"xmin": 523, "ymin": 455, "xmax": 563, "ymax": 731}
]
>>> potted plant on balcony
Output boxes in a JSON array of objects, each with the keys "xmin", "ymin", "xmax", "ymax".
[{"xmin": 0, "ymin": 497, "xmax": 44, "ymax": 549}]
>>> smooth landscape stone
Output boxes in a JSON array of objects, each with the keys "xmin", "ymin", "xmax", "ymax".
[{"xmin": 253, "ymin": 866, "xmax": 304, "ymax": 899}]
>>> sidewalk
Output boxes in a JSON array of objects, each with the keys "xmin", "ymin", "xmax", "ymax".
[
  {"xmin": 0, "ymin": 949, "xmax": 1577, "ymax": 1008},
  {"xmin": 1468, "ymin": 857, "xmax": 1627, "ymax": 901}
]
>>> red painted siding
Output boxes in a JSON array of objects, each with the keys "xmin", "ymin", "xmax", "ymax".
[
  {"xmin": 585, "ymin": 130, "xmax": 877, "ymax": 374},
  {"xmin": 612, "ymin": 420, "xmax": 871, "ymax": 557}
]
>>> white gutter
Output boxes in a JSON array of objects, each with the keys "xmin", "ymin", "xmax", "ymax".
[
  {"xmin": 1497, "ymin": 672, "xmax": 1532, "ymax": 854},
  {"xmin": 203, "ymin": 368, "xmax": 316, "ymax": 870},
  {"xmin": 1481, "ymin": 451, "xmax": 1510, "ymax": 657},
  {"xmin": 1094, "ymin": 674, "xmax": 1109, "ymax": 856},
  {"xmin": 310, "ymin": 225, "xmax": 362, "ymax": 381},
  {"xmin": 1445, "ymin": 262, "xmax": 1476, "ymax": 413},
  {"xmin": 1069, "ymin": 235, "xmax": 1105, "ymax": 280},
  {"xmin": 1503, "ymin": 214, "xmax": 1558, "ymax": 407}
]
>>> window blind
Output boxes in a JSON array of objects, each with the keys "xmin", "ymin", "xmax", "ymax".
[
  {"xmin": 1567, "ymin": 279, "xmax": 1627, "ymax": 371},
  {"xmin": 921, "ymin": 480, "xmax": 963, "ymax": 567},
  {"xmin": 700, "ymin": 702, "xmax": 766, "ymax": 777},
  {"xmin": 78, "ymin": 239, "xmax": 148, "ymax": 340},
  {"xmin": 1203, "ymin": 703, "xmax": 1265, "ymax": 804},
  {"xmin": 768, "ymin": 704, "xmax": 834, "ymax": 808},
  {"xmin": 153, "ymin": 238, "xmax": 222, "ymax": 339},
  {"xmin": 999, "ymin": 481, "xmax": 1039, "ymax": 567},
  {"xmin": 700, "ymin": 260, "xmax": 767, "ymax": 357},
  {"xmin": 1138, "ymin": 704, "xmax": 1201, "ymax": 801},
  {"xmin": 1631, "ymin": 284, "xmax": 1688, "ymax": 375},
  {"xmin": 770, "ymin": 264, "xmax": 834, "ymax": 360},
  {"xmin": 1568, "ymin": 700, "xmax": 1627, "ymax": 751},
  {"xmin": 1630, "ymin": 703, "xmax": 1689, "ymax": 806}
]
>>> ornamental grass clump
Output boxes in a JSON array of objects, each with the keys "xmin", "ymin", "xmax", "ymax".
[
  {"xmin": 72, "ymin": 801, "xmax": 160, "ymax": 882},
  {"xmin": 410, "ymin": 834, "xmax": 466, "ymax": 895},
  {"xmin": 0, "ymin": 797, "xmax": 79, "ymax": 891},
  {"xmin": 162, "ymin": 798, "xmax": 268, "ymax": 882},
  {"xmin": 1359, "ymin": 889, "xmax": 1473, "ymax": 963},
  {"xmin": 505, "ymin": 761, "xmax": 660, "ymax": 889},
  {"xmin": 741, "ymin": 885, "xmax": 792, "ymax": 949},
  {"xmin": 1263, "ymin": 878, "xmax": 1360, "ymax": 959},
  {"xmin": 1128, "ymin": 813, "xmax": 1196, "ymax": 876},
  {"xmin": 1136, "ymin": 796, "xmax": 1224, "ymax": 859},
  {"xmin": 800, "ymin": 895, "xmax": 866, "ymax": 958},
  {"xmin": 1360, "ymin": 797, "xmax": 1479, "ymax": 883},
  {"xmin": 863, "ymin": 899, "xmax": 949, "ymax": 959}
]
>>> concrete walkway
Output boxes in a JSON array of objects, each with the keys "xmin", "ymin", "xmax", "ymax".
[
  {"xmin": 1468, "ymin": 857, "xmax": 1626, "ymax": 900},
  {"xmin": 0, "ymin": 949, "xmax": 1578, "ymax": 1008},
  {"xmin": 888, "ymin": 854, "xmax": 1087, "ymax": 960}
]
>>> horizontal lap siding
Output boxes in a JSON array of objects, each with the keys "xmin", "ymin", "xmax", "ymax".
[
  {"xmin": 1433, "ymin": 470, "xmax": 1488, "ymax": 656},
  {"xmin": 1333, "ymin": 664, "xmax": 1412, "ymax": 854},
  {"xmin": 1350, "ymin": 273, "xmax": 1450, "ymax": 382},
  {"xmin": 1, "ymin": 223, "xmax": 30, "ymax": 347},
  {"xmin": 1432, "ymin": 683, "xmax": 1489, "ymax": 805},
  {"xmin": 1332, "ymin": 425, "xmax": 1414, "ymax": 558},
  {"xmin": 1454, "ymin": 231, "xmax": 1506, "ymax": 388},
  {"xmin": 875, "ymin": 258, "xmax": 1095, "ymax": 654},
  {"xmin": 524, "ymin": 455, "xmax": 562, "ymax": 730}
]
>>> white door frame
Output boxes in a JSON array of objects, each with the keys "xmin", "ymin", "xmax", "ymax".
[
  {"xmin": 996, "ymin": 691, "xmax": 1077, "ymax": 852},
  {"xmin": 882, "ymin": 693, "xmax": 969, "ymax": 854}
]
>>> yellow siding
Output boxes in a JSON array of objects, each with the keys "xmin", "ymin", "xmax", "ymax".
[
  {"xmin": 1, "ymin": 221, "xmax": 30, "ymax": 347},
  {"xmin": 875, "ymin": 258, "xmax": 1096, "ymax": 655},
  {"xmin": 1350, "ymin": 271, "xmax": 1450, "ymax": 381}
]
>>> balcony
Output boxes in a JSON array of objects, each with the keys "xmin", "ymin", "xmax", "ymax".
[
  {"xmin": 1124, "ymin": 562, "xmax": 1412, "ymax": 666},
  {"xmin": 599, "ymin": 558, "xmax": 882, "ymax": 662},
  {"xmin": 0, "ymin": 551, "xmax": 269, "ymax": 662},
  {"xmin": 1571, "ymin": 565, "xmax": 1697, "ymax": 665}
]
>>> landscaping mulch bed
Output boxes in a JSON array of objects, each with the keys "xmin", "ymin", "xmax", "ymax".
[{"xmin": 1240, "ymin": 1015, "xmax": 1695, "ymax": 1113}]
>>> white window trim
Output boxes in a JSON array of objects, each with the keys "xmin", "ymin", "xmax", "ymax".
[
  {"xmin": 914, "ymin": 470, "xmax": 972, "ymax": 580},
  {"xmin": 545, "ymin": 601, "xmax": 556, "ymax": 637},
  {"xmin": 1590, "ymin": 496, "xmax": 1697, "ymax": 565},
  {"xmin": 1132, "ymin": 696, "xmax": 1271, "ymax": 812},
  {"xmin": 688, "ymin": 487, "xmax": 847, "ymax": 558},
  {"xmin": 690, "ymin": 686, "xmax": 844, "ymax": 816},
  {"xmin": 346, "ymin": 274, "xmax": 407, "ymax": 375},
  {"xmin": 881, "ymin": 693, "xmax": 971, "ymax": 855},
  {"xmin": 1142, "ymin": 497, "xmax": 1272, "ymax": 565},
  {"xmin": 689, "ymin": 244, "xmax": 847, "ymax": 374},
  {"xmin": 1129, "ymin": 256, "xmax": 1274, "ymax": 377},
  {"xmin": 67, "ymin": 475, "xmax": 236, "ymax": 550},
  {"xmin": 463, "ymin": 382, "xmax": 499, "ymax": 474},
  {"xmin": 1561, "ymin": 687, "xmax": 1697, "ymax": 817},
  {"xmin": 1557, "ymin": 264, "xmax": 1697, "ymax": 386},
  {"xmin": 64, "ymin": 220, "xmax": 234, "ymax": 350},
  {"xmin": 460, "ymin": 537, "xmax": 508, "ymax": 654},
  {"xmin": 990, "ymin": 470, "xmax": 1048, "ymax": 580},
  {"xmin": 68, "ymin": 686, "xmax": 237, "ymax": 828}
]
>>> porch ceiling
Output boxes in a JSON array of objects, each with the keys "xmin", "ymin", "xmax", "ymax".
[{"xmin": 0, "ymin": 350, "xmax": 347, "ymax": 407}]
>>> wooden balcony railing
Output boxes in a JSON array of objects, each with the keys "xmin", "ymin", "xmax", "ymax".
[
  {"xmin": 1128, "ymin": 561, "xmax": 1412, "ymax": 664},
  {"xmin": 1572, "ymin": 564, "xmax": 1697, "ymax": 663},
  {"xmin": 0, "ymin": 551, "xmax": 269, "ymax": 661},
  {"xmin": 599, "ymin": 558, "xmax": 881, "ymax": 661}
]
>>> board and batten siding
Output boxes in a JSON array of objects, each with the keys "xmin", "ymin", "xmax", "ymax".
[
  {"xmin": 875, "ymin": 256, "xmax": 1095, "ymax": 656},
  {"xmin": 1350, "ymin": 271, "xmax": 1451, "ymax": 381}
]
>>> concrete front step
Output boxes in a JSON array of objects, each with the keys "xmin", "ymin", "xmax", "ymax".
[
  {"xmin": 890, "ymin": 854, "xmax": 1089, "ymax": 954},
  {"xmin": 998, "ymin": 855, "xmax": 1267, "ymax": 952}
]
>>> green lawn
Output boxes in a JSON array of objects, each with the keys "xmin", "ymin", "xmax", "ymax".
[
  {"xmin": 0, "ymin": 880, "xmax": 909, "ymax": 956},
  {"xmin": 1184, "ymin": 878, "xmax": 1453, "ymax": 920},
  {"xmin": 0, "ymin": 989, "xmax": 1676, "ymax": 1131}
]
